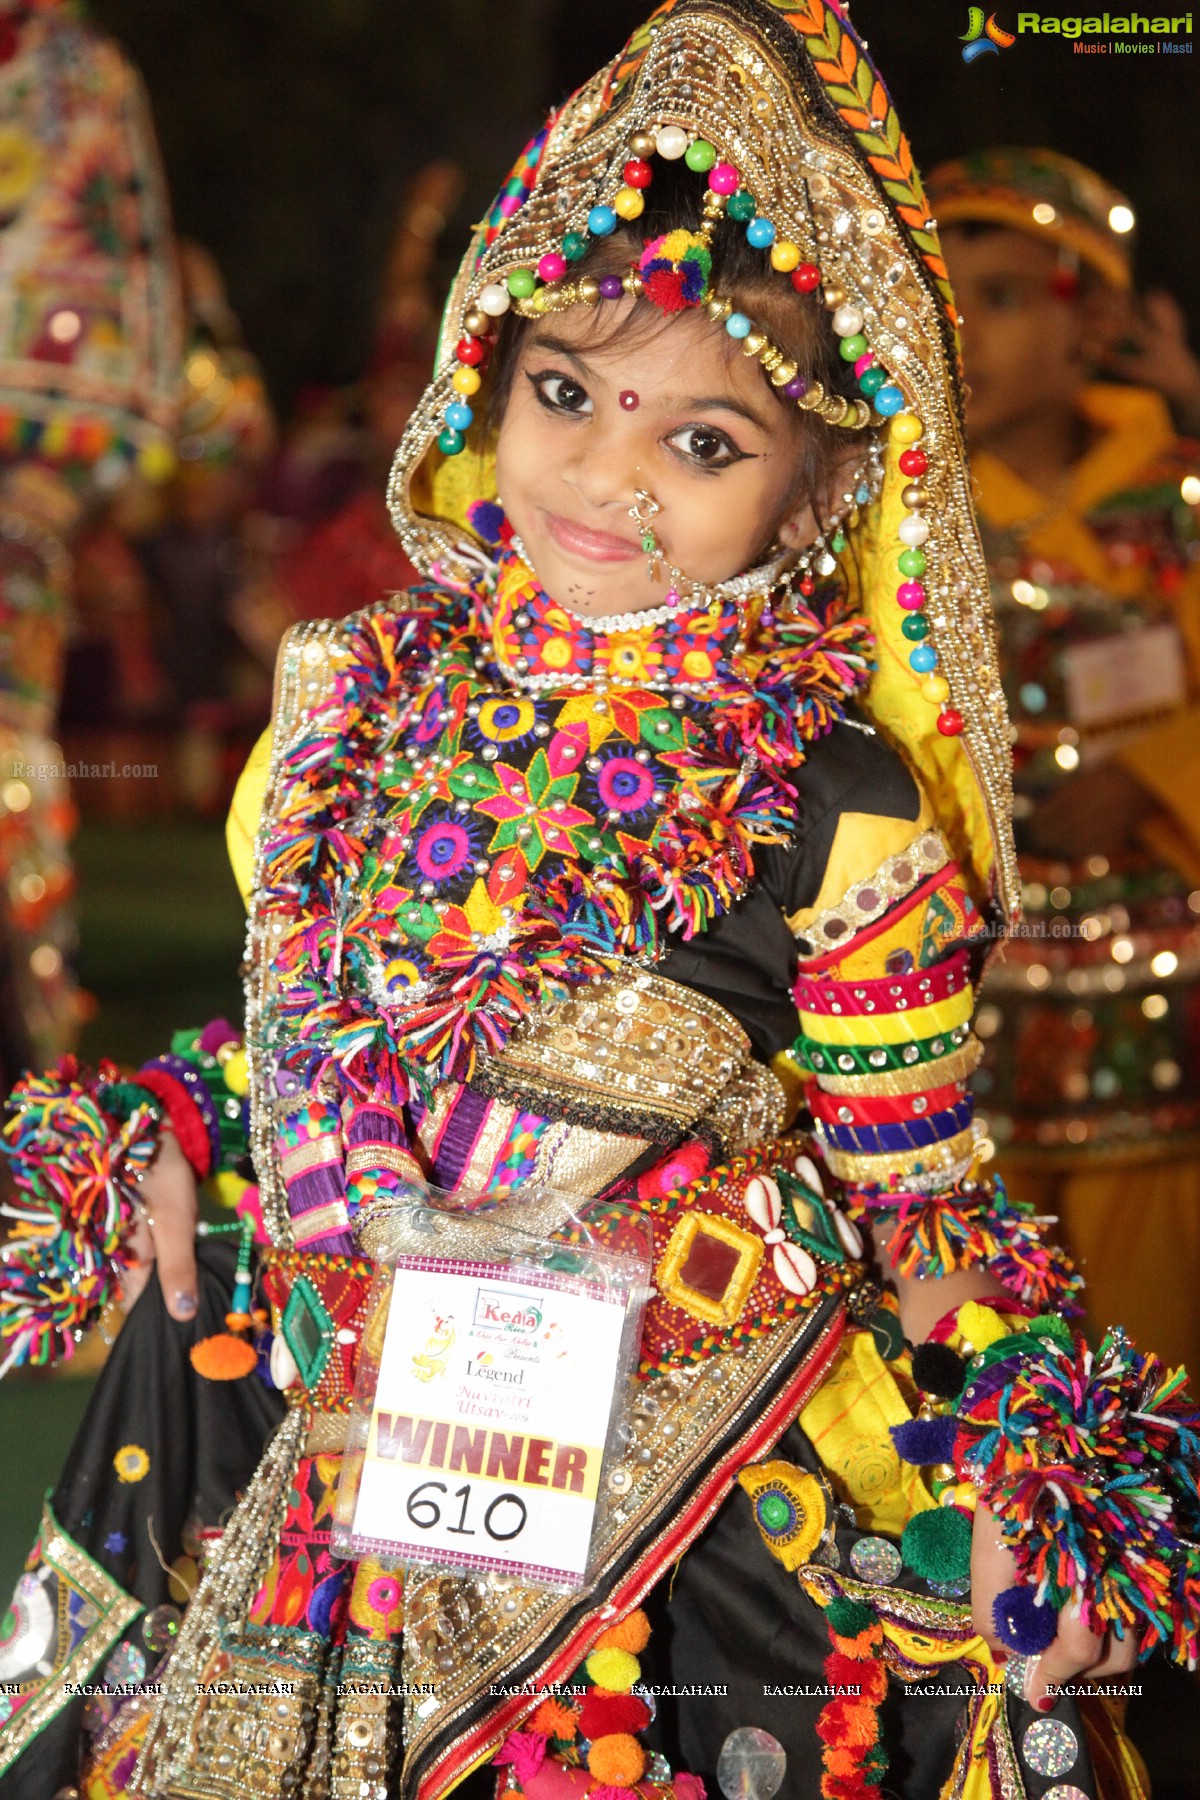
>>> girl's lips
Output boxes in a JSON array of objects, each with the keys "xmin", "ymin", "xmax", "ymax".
[{"xmin": 543, "ymin": 511, "xmax": 642, "ymax": 562}]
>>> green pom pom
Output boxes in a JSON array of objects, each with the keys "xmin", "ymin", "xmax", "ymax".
[
  {"xmin": 826, "ymin": 1596, "xmax": 876, "ymax": 1637},
  {"xmin": 1029, "ymin": 1312, "xmax": 1076, "ymax": 1349},
  {"xmin": 97, "ymin": 1080, "xmax": 160, "ymax": 1124},
  {"xmin": 901, "ymin": 1506, "xmax": 972, "ymax": 1584}
]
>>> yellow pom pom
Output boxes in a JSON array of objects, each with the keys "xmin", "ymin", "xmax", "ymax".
[
  {"xmin": 955, "ymin": 1300, "xmax": 1013, "ymax": 1353},
  {"xmin": 221, "ymin": 1047, "xmax": 249, "ymax": 1096},
  {"xmin": 587, "ymin": 1733, "xmax": 646, "ymax": 1786},
  {"xmin": 770, "ymin": 239, "xmax": 801, "ymax": 272},
  {"xmin": 209, "ymin": 1170, "xmax": 248, "ymax": 1210},
  {"xmin": 452, "ymin": 365, "xmax": 482, "ymax": 396},
  {"xmin": 890, "ymin": 411, "xmax": 924, "ymax": 445},
  {"xmin": 137, "ymin": 437, "xmax": 178, "ymax": 483},
  {"xmin": 595, "ymin": 1608, "xmax": 652, "ymax": 1654},
  {"xmin": 584, "ymin": 1645, "xmax": 640, "ymax": 1691},
  {"xmin": 921, "ymin": 673, "xmax": 950, "ymax": 704},
  {"xmin": 613, "ymin": 185, "xmax": 645, "ymax": 221}
]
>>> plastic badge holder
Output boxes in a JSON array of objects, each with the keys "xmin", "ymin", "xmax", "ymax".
[{"xmin": 332, "ymin": 1184, "xmax": 651, "ymax": 1594}]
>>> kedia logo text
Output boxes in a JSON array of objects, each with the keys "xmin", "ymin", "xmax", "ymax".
[{"xmin": 961, "ymin": 6, "xmax": 1018, "ymax": 57}]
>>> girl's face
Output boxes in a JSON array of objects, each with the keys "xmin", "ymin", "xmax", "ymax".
[{"xmin": 493, "ymin": 300, "xmax": 824, "ymax": 617}]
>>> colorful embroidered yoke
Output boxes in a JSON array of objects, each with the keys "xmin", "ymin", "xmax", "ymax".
[{"xmin": 259, "ymin": 548, "xmax": 874, "ymax": 1106}]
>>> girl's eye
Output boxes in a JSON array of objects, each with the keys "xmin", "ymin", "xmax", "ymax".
[
  {"xmin": 665, "ymin": 424, "xmax": 747, "ymax": 470},
  {"xmin": 529, "ymin": 371, "xmax": 593, "ymax": 415}
]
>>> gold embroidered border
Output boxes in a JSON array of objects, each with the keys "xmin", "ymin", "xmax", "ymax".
[
  {"xmin": 793, "ymin": 830, "xmax": 951, "ymax": 956},
  {"xmin": 0, "ymin": 1502, "xmax": 143, "ymax": 1777},
  {"xmin": 479, "ymin": 969, "xmax": 751, "ymax": 1137},
  {"xmin": 135, "ymin": 1409, "xmax": 308, "ymax": 1796},
  {"xmin": 698, "ymin": 1060, "xmax": 789, "ymax": 1155}
]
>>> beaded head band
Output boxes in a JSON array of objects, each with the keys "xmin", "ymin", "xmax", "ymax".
[
  {"xmin": 386, "ymin": 0, "xmax": 1021, "ymax": 930},
  {"xmin": 445, "ymin": 156, "xmax": 891, "ymax": 438}
]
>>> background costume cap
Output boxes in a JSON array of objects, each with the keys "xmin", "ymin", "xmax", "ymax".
[
  {"xmin": 387, "ymin": 0, "xmax": 1019, "ymax": 930},
  {"xmin": 927, "ymin": 147, "xmax": 1134, "ymax": 290}
]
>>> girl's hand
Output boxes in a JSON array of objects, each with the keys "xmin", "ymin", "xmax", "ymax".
[
  {"xmin": 120, "ymin": 1127, "xmax": 200, "ymax": 1321},
  {"xmin": 970, "ymin": 1501, "xmax": 1138, "ymax": 1709}
]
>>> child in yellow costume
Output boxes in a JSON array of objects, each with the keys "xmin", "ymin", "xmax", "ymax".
[{"xmin": 932, "ymin": 149, "xmax": 1200, "ymax": 1376}]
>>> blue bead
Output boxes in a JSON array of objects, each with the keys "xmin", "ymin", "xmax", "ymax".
[
  {"xmin": 909, "ymin": 643, "xmax": 938, "ymax": 673},
  {"xmin": 588, "ymin": 205, "xmax": 617, "ymax": 236},
  {"xmin": 437, "ymin": 427, "xmax": 465, "ymax": 456},
  {"xmin": 855, "ymin": 484, "xmax": 871, "ymax": 505},
  {"xmin": 746, "ymin": 217, "xmax": 776, "ymax": 248},
  {"xmin": 725, "ymin": 312, "xmax": 752, "ymax": 339},
  {"xmin": 445, "ymin": 402, "xmax": 474, "ymax": 432},
  {"xmin": 874, "ymin": 384, "xmax": 904, "ymax": 415}
]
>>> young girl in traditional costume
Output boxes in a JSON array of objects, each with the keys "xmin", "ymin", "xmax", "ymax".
[{"xmin": 2, "ymin": 6, "xmax": 1198, "ymax": 1799}]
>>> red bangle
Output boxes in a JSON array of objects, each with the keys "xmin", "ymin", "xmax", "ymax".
[{"xmin": 133, "ymin": 1069, "xmax": 213, "ymax": 1180}]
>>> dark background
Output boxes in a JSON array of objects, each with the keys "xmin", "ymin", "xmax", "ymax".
[{"xmin": 87, "ymin": 0, "xmax": 1200, "ymax": 413}]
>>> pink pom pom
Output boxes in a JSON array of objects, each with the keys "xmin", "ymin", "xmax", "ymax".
[{"xmin": 494, "ymin": 1730, "xmax": 548, "ymax": 1785}]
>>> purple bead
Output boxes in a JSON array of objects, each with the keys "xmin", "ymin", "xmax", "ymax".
[
  {"xmin": 599, "ymin": 275, "xmax": 625, "ymax": 300},
  {"xmin": 783, "ymin": 375, "xmax": 809, "ymax": 399}
]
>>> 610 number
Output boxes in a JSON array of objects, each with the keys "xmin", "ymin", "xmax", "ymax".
[{"xmin": 405, "ymin": 1480, "xmax": 527, "ymax": 1541}]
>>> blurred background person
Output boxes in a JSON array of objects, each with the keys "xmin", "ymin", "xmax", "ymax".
[
  {"xmin": 931, "ymin": 148, "xmax": 1200, "ymax": 1372},
  {"xmin": 229, "ymin": 159, "xmax": 462, "ymax": 674},
  {"xmin": 0, "ymin": 0, "xmax": 181, "ymax": 1080}
]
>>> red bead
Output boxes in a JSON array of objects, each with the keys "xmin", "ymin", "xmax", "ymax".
[
  {"xmin": 455, "ymin": 336, "xmax": 485, "ymax": 366},
  {"xmin": 898, "ymin": 447, "xmax": 927, "ymax": 477},
  {"xmin": 623, "ymin": 158, "xmax": 653, "ymax": 189},
  {"xmin": 791, "ymin": 263, "xmax": 821, "ymax": 294},
  {"xmin": 936, "ymin": 707, "xmax": 964, "ymax": 737},
  {"xmin": 799, "ymin": 575, "xmax": 816, "ymax": 597}
]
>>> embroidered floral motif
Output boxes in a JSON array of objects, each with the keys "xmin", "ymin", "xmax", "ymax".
[{"xmin": 262, "ymin": 548, "xmax": 873, "ymax": 1097}]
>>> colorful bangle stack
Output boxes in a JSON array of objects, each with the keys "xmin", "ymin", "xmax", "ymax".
[
  {"xmin": 893, "ymin": 1315, "xmax": 1200, "ymax": 1665},
  {"xmin": 793, "ymin": 951, "xmax": 979, "ymax": 1191}
]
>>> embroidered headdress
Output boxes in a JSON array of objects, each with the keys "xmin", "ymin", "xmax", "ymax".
[
  {"xmin": 387, "ymin": 0, "xmax": 1019, "ymax": 929},
  {"xmin": 928, "ymin": 145, "xmax": 1135, "ymax": 291}
]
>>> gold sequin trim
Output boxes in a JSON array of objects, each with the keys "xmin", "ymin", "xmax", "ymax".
[
  {"xmin": 0, "ymin": 1503, "xmax": 143, "ymax": 1776},
  {"xmin": 817, "ymin": 1124, "xmax": 977, "ymax": 1185},
  {"xmin": 478, "ymin": 969, "xmax": 752, "ymax": 1138},
  {"xmin": 793, "ymin": 830, "xmax": 951, "ymax": 956},
  {"xmin": 815, "ymin": 1035, "xmax": 981, "ymax": 1096}
]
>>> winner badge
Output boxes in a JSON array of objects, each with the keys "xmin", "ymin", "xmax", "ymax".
[{"xmin": 334, "ymin": 1199, "xmax": 649, "ymax": 1591}]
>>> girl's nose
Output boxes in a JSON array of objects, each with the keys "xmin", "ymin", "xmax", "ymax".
[{"xmin": 562, "ymin": 420, "xmax": 644, "ymax": 517}]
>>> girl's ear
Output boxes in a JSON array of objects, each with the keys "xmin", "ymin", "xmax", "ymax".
[{"xmin": 776, "ymin": 440, "xmax": 864, "ymax": 550}]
